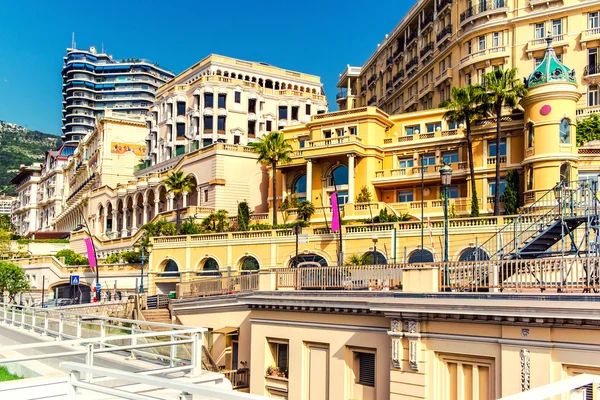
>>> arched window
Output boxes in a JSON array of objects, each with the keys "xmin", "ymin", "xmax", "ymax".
[
  {"xmin": 559, "ymin": 118, "xmax": 570, "ymax": 144},
  {"xmin": 407, "ymin": 249, "xmax": 434, "ymax": 263},
  {"xmin": 560, "ymin": 162, "xmax": 571, "ymax": 184},
  {"xmin": 162, "ymin": 260, "xmax": 180, "ymax": 277},
  {"xmin": 240, "ymin": 256, "xmax": 259, "ymax": 274},
  {"xmin": 527, "ymin": 123, "xmax": 534, "ymax": 148},
  {"xmin": 363, "ymin": 251, "xmax": 388, "ymax": 265},
  {"xmin": 327, "ymin": 165, "xmax": 349, "ymax": 204},
  {"xmin": 293, "ymin": 175, "xmax": 307, "ymax": 201},
  {"xmin": 527, "ymin": 166, "xmax": 534, "ymax": 191},
  {"xmin": 458, "ymin": 247, "xmax": 490, "ymax": 262},
  {"xmin": 294, "ymin": 254, "xmax": 328, "ymax": 267},
  {"xmin": 201, "ymin": 258, "xmax": 221, "ymax": 277}
]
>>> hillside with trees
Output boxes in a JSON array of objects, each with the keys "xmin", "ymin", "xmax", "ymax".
[{"xmin": 0, "ymin": 121, "xmax": 61, "ymax": 195}]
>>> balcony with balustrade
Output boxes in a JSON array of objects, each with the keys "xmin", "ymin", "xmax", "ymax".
[
  {"xmin": 460, "ymin": 0, "xmax": 508, "ymax": 29},
  {"xmin": 373, "ymin": 162, "xmax": 468, "ymax": 187},
  {"xmin": 583, "ymin": 63, "xmax": 600, "ymax": 83},
  {"xmin": 437, "ymin": 24, "xmax": 453, "ymax": 45},
  {"xmin": 459, "ymin": 46, "xmax": 509, "ymax": 71},
  {"xmin": 437, "ymin": 0, "xmax": 452, "ymax": 15},
  {"xmin": 527, "ymin": 35, "xmax": 568, "ymax": 59},
  {"xmin": 420, "ymin": 41, "xmax": 434, "ymax": 60},
  {"xmin": 435, "ymin": 67, "xmax": 453, "ymax": 87},
  {"xmin": 418, "ymin": 82, "xmax": 434, "ymax": 100},
  {"xmin": 406, "ymin": 57, "xmax": 419, "ymax": 75},
  {"xmin": 581, "ymin": 27, "xmax": 600, "ymax": 49}
]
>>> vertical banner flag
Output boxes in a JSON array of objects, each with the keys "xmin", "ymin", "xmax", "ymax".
[
  {"xmin": 84, "ymin": 237, "xmax": 97, "ymax": 269},
  {"xmin": 330, "ymin": 193, "xmax": 340, "ymax": 231}
]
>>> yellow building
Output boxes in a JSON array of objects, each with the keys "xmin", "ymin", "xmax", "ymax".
[{"xmin": 336, "ymin": 0, "xmax": 600, "ymax": 121}]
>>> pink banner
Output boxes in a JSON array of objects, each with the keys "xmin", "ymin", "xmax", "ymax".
[
  {"xmin": 330, "ymin": 193, "xmax": 340, "ymax": 231},
  {"xmin": 84, "ymin": 237, "xmax": 97, "ymax": 269}
]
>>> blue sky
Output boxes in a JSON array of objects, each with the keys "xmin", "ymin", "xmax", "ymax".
[{"xmin": 0, "ymin": 1, "xmax": 413, "ymax": 135}]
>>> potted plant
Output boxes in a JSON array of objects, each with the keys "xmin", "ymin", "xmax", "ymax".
[
  {"xmin": 266, "ymin": 365, "xmax": 279, "ymax": 377},
  {"xmin": 277, "ymin": 369, "xmax": 287, "ymax": 378}
]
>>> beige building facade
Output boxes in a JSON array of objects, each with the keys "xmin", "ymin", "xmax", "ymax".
[{"xmin": 337, "ymin": 0, "xmax": 600, "ymax": 120}]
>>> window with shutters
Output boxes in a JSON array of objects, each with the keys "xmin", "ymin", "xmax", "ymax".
[
  {"xmin": 438, "ymin": 354, "xmax": 493, "ymax": 400},
  {"xmin": 356, "ymin": 352, "xmax": 375, "ymax": 386}
]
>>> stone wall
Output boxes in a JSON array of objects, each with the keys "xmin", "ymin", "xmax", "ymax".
[{"xmin": 58, "ymin": 299, "xmax": 135, "ymax": 319}]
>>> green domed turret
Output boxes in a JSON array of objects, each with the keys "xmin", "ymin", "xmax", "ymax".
[{"xmin": 524, "ymin": 35, "xmax": 577, "ymax": 88}]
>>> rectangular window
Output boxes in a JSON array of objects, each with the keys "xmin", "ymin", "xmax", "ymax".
[
  {"xmin": 204, "ymin": 189, "xmax": 209, "ymax": 202},
  {"xmin": 291, "ymin": 106, "xmax": 299, "ymax": 120},
  {"xmin": 448, "ymin": 121, "xmax": 459, "ymax": 130},
  {"xmin": 488, "ymin": 138, "xmax": 506, "ymax": 157},
  {"xmin": 217, "ymin": 116, "xmax": 226, "ymax": 133},
  {"xmin": 426, "ymin": 122, "xmax": 441, "ymax": 133},
  {"xmin": 349, "ymin": 126, "xmax": 357, "ymax": 136},
  {"xmin": 446, "ymin": 186, "xmax": 459, "ymax": 199},
  {"xmin": 268, "ymin": 340, "xmax": 289, "ymax": 377},
  {"xmin": 589, "ymin": 85, "xmax": 599, "ymax": 106},
  {"xmin": 278, "ymin": 106, "xmax": 288, "ymax": 120},
  {"xmin": 466, "ymin": 73, "xmax": 472, "ymax": 86},
  {"xmin": 204, "ymin": 93, "xmax": 214, "ymax": 108},
  {"xmin": 234, "ymin": 92, "xmax": 241, "ymax": 103},
  {"xmin": 489, "ymin": 179, "xmax": 507, "ymax": 196},
  {"xmin": 398, "ymin": 158, "xmax": 414, "ymax": 168},
  {"xmin": 203, "ymin": 138, "xmax": 212, "ymax": 148},
  {"xmin": 248, "ymin": 99, "xmax": 256, "ymax": 114},
  {"xmin": 442, "ymin": 151, "xmax": 459, "ymax": 164},
  {"xmin": 492, "ymin": 32, "xmax": 500, "ymax": 47},
  {"xmin": 323, "ymin": 130, "xmax": 332, "ymax": 138},
  {"xmin": 306, "ymin": 104, "xmax": 311, "ymax": 115},
  {"xmin": 167, "ymin": 125, "xmax": 173, "ymax": 142},
  {"xmin": 176, "ymin": 102, "xmax": 186, "ymax": 116},
  {"xmin": 478, "ymin": 35, "xmax": 486, "ymax": 51},
  {"xmin": 535, "ymin": 23, "xmax": 545, "ymax": 39},
  {"xmin": 406, "ymin": 125, "xmax": 419, "ymax": 135},
  {"xmin": 552, "ymin": 19, "xmax": 562, "ymax": 36},
  {"xmin": 589, "ymin": 12, "xmax": 599, "ymax": 29},
  {"xmin": 218, "ymin": 94, "xmax": 226, "ymax": 108},
  {"xmin": 421, "ymin": 153, "xmax": 436, "ymax": 166},
  {"xmin": 233, "ymin": 135, "xmax": 240, "ymax": 144},
  {"xmin": 355, "ymin": 352, "xmax": 375, "ymax": 387},
  {"xmin": 535, "ymin": 57, "xmax": 544, "ymax": 68},
  {"xmin": 336, "ymin": 128, "xmax": 345, "ymax": 136},
  {"xmin": 203, "ymin": 116, "xmax": 213, "ymax": 133},
  {"xmin": 176, "ymin": 123, "xmax": 185, "ymax": 138},
  {"xmin": 248, "ymin": 121, "xmax": 256, "ymax": 138},
  {"xmin": 398, "ymin": 190, "xmax": 413, "ymax": 202},
  {"xmin": 467, "ymin": 41, "xmax": 472, "ymax": 55},
  {"xmin": 266, "ymin": 120, "xmax": 272, "ymax": 132},
  {"xmin": 299, "ymin": 139, "xmax": 306, "ymax": 148}
]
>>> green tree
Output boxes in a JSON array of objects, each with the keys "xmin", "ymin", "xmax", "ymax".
[
  {"xmin": 215, "ymin": 210, "xmax": 229, "ymax": 232},
  {"xmin": 483, "ymin": 68, "xmax": 528, "ymax": 215},
  {"xmin": 444, "ymin": 84, "xmax": 487, "ymax": 217},
  {"xmin": 355, "ymin": 186, "xmax": 373, "ymax": 203},
  {"xmin": 345, "ymin": 253, "xmax": 370, "ymax": 266},
  {"xmin": 162, "ymin": 171, "xmax": 196, "ymax": 235},
  {"xmin": 0, "ymin": 261, "xmax": 29, "ymax": 303},
  {"xmin": 297, "ymin": 200, "xmax": 315, "ymax": 222},
  {"xmin": 248, "ymin": 131, "xmax": 293, "ymax": 226},
  {"xmin": 372, "ymin": 208, "xmax": 412, "ymax": 223},
  {"xmin": 55, "ymin": 249, "xmax": 89, "ymax": 266},
  {"xmin": 120, "ymin": 250, "xmax": 141, "ymax": 264},
  {"xmin": 0, "ymin": 229, "xmax": 11, "ymax": 259},
  {"xmin": 181, "ymin": 217, "xmax": 203, "ymax": 234},
  {"xmin": 504, "ymin": 169, "xmax": 520, "ymax": 215},
  {"xmin": 105, "ymin": 253, "xmax": 121, "ymax": 264},
  {"xmin": 201, "ymin": 213, "xmax": 218, "ymax": 232},
  {"xmin": 576, "ymin": 114, "xmax": 600, "ymax": 146},
  {"xmin": 237, "ymin": 201, "xmax": 251, "ymax": 231},
  {"xmin": 0, "ymin": 215, "xmax": 14, "ymax": 232}
]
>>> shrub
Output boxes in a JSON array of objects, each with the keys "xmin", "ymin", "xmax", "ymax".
[{"xmin": 56, "ymin": 249, "xmax": 89, "ymax": 266}]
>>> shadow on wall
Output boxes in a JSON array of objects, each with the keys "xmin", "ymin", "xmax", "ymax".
[{"xmin": 250, "ymin": 167, "xmax": 269, "ymax": 214}]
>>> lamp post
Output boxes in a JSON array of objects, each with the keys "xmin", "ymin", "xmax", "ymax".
[
  {"xmin": 371, "ymin": 234, "xmax": 379, "ymax": 264},
  {"xmin": 439, "ymin": 163, "xmax": 453, "ymax": 290},
  {"xmin": 134, "ymin": 241, "xmax": 152, "ymax": 294}
]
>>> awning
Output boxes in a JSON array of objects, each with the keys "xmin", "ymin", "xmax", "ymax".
[{"xmin": 212, "ymin": 326, "xmax": 239, "ymax": 336}]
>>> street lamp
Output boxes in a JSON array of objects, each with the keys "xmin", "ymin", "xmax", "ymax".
[
  {"xmin": 371, "ymin": 234, "xmax": 379, "ymax": 265},
  {"xmin": 133, "ymin": 241, "xmax": 152, "ymax": 294},
  {"xmin": 439, "ymin": 163, "xmax": 453, "ymax": 290},
  {"xmin": 75, "ymin": 223, "xmax": 100, "ymax": 302}
]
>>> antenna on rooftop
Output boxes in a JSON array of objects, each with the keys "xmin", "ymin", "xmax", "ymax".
[
  {"xmin": 102, "ymin": 42, "xmax": 104, "ymax": 53},
  {"xmin": 71, "ymin": 32, "xmax": 76, "ymax": 49}
]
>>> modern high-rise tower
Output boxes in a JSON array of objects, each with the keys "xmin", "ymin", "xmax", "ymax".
[{"xmin": 61, "ymin": 46, "xmax": 174, "ymax": 142}]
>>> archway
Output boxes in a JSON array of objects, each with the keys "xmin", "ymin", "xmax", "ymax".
[
  {"xmin": 458, "ymin": 247, "xmax": 490, "ymax": 262},
  {"xmin": 116, "ymin": 198, "xmax": 124, "ymax": 234},
  {"xmin": 239, "ymin": 256, "xmax": 260, "ymax": 274},
  {"xmin": 158, "ymin": 186, "xmax": 168, "ymax": 213},
  {"xmin": 161, "ymin": 259, "xmax": 180, "ymax": 277},
  {"xmin": 292, "ymin": 175, "xmax": 307, "ymax": 201},
  {"xmin": 135, "ymin": 193, "xmax": 144, "ymax": 229},
  {"xmin": 327, "ymin": 165, "xmax": 349, "ymax": 204},
  {"xmin": 50, "ymin": 282, "xmax": 91, "ymax": 304},
  {"xmin": 200, "ymin": 257, "xmax": 221, "ymax": 277},
  {"xmin": 106, "ymin": 201, "xmax": 114, "ymax": 235},
  {"xmin": 407, "ymin": 249, "xmax": 434, "ymax": 263},
  {"xmin": 146, "ymin": 189, "xmax": 155, "ymax": 222},
  {"xmin": 293, "ymin": 253, "xmax": 328, "ymax": 268},
  {"xmin": 98, "ymin": 204, "xmax": 105, "ymax": 235},
  {"xmin": 188, "ymin": 175, "xmax": 199, "ymax": 207},
  {"xmin": 362, "ymin": 251, "xmax": 388, "ymax": 265}
]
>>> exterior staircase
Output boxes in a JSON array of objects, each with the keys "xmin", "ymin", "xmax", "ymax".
[
  {"xmin": 141, "ymin": 309, "xmax": 173, "ymax": 331},
  {"xmin": 473, "ymin": 180, "xmax": 600, "ymax": 288}
]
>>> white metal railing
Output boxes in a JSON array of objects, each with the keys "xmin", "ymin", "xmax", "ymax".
[{"xmin": 0, "ymin": 303, "xmax": 206, "ymax": 378}]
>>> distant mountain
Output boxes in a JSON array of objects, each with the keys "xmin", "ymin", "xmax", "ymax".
[{"xmin": 0, "ymin": 121, "xmax": 62, "ymax": 196}]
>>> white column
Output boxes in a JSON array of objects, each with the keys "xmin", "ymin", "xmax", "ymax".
[
  {"xmin": 154, "ymin": 199, "xmax": 160, "ymax": 217},
  {"xmin": 111, "ymin": 211, "xmax": 118, "ymax": 235},
  {"xmin": 143, "ymin": 202, "xmax": 149, "ymax": 224},
  {"xmin": 131, "ymin": 206, "xmax": 138, "ymax": 234},
  {"xmin": 306, "ymin": 160, "xmax": 313, "ymax": 202},
  {"xmin": 121, "ymin": 203, "xmax": 128, "ymax": 237},
  {"xmin": 95, "ymin": 215, "xmax": 101, "ymax": 237},
  {"xmin": 168, "ymin": 194, "xmax": 174, "ymax": 211},
  {"xmin": 348, "ymin": 154, "xmax": 355, "ymax": 203},
  {"xmin": 182, "ymin": 192, "xmax": 188, "ymax": 208}
]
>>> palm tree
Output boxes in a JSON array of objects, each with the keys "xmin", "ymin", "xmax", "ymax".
[
  {"xmin": 444, "ymin": 85, "xmax": 486, "ymax": 217},
  {"xmin": 248, "ymin": 131, "xmax": 293, "ymax": 226},
  {"xmin": 483, "ymin": 68, "xmax": 528, "ymax": 215},
  {"xmin": 215, "ymin": 209, "xmax": 229, "ymax": 232},
  {"xmin": 162, "ymin": 171, "xmax": 195, "ymax": 234},
  {"xmin": 297, "ymin": 200, "xmax": 315, "ymax": 222}
]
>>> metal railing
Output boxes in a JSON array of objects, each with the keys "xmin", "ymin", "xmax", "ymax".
[
  {"xmin": 0, "ymin": 303, "xmax": 206, "ymax": 377},
  {"xmin": 223, "ymin": 368, "xmax": 250, "ymax": 389},
  {"xmin": 177, "ymin": 273, "xmax": 259, "ymax": 298},
  {"xmin": 460, "ymin": 0, "xmax": 506, "ymax": 23},
  {"xmin": 275, "ymin": 264, "xmax": 402, "ymax": 290}
]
